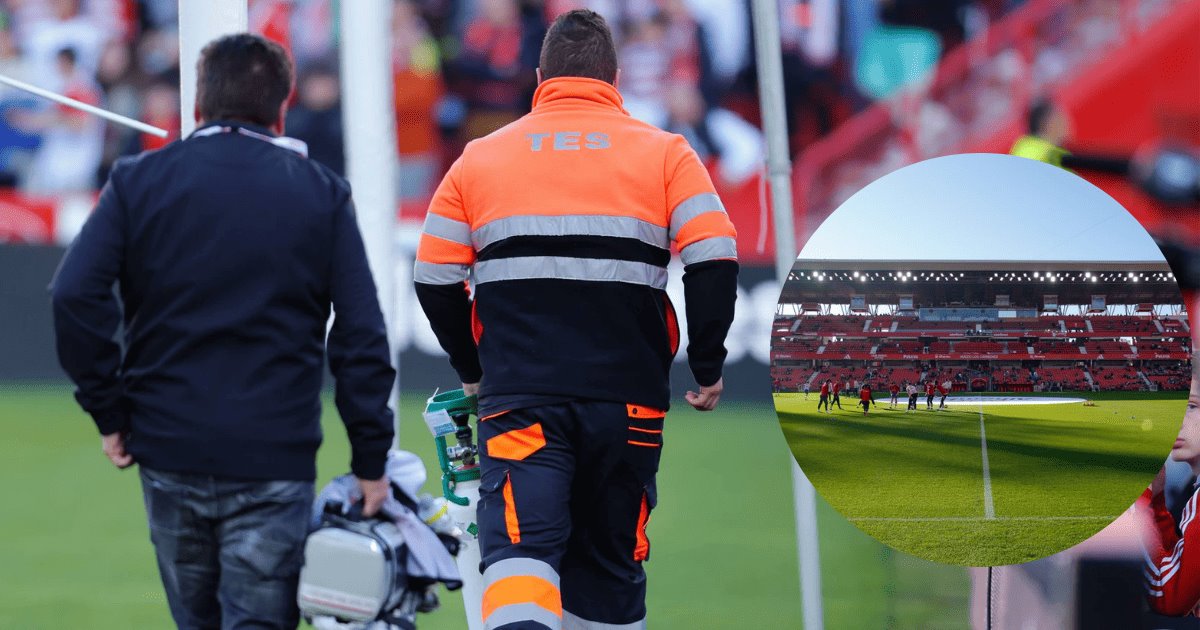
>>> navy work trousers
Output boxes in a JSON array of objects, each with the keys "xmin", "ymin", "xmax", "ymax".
[{"xmin": 475, "ymin": 400, "xmax": 663, "ymax": 629}]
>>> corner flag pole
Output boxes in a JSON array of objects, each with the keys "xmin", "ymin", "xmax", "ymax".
[
  {"xmin": 749, "ymin": 0, "xmax": 824, "ymax": 628},
  {"xmin": 339, "ymin": 0, "xmax": 402, "ymax": 446},
  {"xmin": 0, "ymin": 74, "xmax": 167, "ymax": 138}
]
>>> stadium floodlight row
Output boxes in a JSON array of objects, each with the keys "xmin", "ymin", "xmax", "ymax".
[{"xmin": 772, "ymin": 259, "xmax": 1191, "ymax": 394}]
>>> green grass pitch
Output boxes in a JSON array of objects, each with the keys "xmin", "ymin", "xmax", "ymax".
[
  {"xmin": 775, "ymin": 391, "xmax": 1186, "ymax": 566},
  {"xmin": 0, "ymin": 384, "xmax": 972, "ymax": 629}
]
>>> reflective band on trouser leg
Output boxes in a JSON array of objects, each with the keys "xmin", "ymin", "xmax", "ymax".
[
  {"xmin": 487, "ymin": 603, "xmax": 564, "ymax": 629},
  {"xmin": 482, "ymin": 558, "xmax": 563, "ymax": 630},
  {"xmin": 563, "ymin": 611, "xmax": 648, "ymax": 630},
  {"xmin": 413, "ymin": 261, "xmax": 470, "ymax": 284},
  {"xmin": 679, "ymin": 236, "xmax": 737, "ymax": 265},
  {"xmin": 473, "ymin": 257, "xmax": 668, "ymax": 290},
  {"xmin": 668, "ymin": 192, "xmax": 725, "ymax": 237},
  {"xmin": 472, "ymin": 215, "xmax": 669, "ymax": 251}
]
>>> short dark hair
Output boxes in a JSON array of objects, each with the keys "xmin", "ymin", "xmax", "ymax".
[
  {"xmin": 539, "ymin": 10, "xmax": 618, "ymax": 84},
  {"xmin": 197, "ymin": 33, "xmax": 293, "ymax": 127}
]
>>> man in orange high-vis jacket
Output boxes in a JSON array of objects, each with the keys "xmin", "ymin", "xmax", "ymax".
[{"xmin": 413, "ymin": 10, "xmax": 738, "ymax": 629}]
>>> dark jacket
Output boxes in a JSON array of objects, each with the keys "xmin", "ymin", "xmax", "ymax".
[
  {"xmin": 50, "ymin": 121, "xmax": 394, "ymax": 481},
  {"xmin": 413, "ymin": 79, "xmax": 738, "ymax": 413}
]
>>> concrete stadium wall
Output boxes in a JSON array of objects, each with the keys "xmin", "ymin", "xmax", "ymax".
[{"xmin": 0, "ymin": 245, "xmax": 64, "ymax": 380}]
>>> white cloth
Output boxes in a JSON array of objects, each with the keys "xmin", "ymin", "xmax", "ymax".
[{"xmin": 312, "ymin": 450, "xmax": 462, "ymax": 589}]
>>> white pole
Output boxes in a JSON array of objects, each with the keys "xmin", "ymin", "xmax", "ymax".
[
  {"xmin": 750, "ymin": 0, "xmax": 824, "ymax": 628},
  {"xmin": 178, "ymin": 1, "xmax": 248, "ymax": 137},
  {"xmin": 0, "ymin": 74, "xmax": 167, "ymax": 137},
  {"xmin": 339, "ymin": 0, "xmax": 401, "ymax": 445}
]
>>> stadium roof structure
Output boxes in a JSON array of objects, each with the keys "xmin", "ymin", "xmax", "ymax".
[{"xmin": 780, "ymin": 259, "xmax": 1182, "ymax": 307}]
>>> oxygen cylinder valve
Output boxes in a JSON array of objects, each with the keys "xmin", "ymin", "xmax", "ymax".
[
  {"xmin": 448, "ymin": 412, "xmax": 477, "ymax": 467},
  {"xmin": 423, "ymin": 389, "xmax": 481, "ymax": 506}
]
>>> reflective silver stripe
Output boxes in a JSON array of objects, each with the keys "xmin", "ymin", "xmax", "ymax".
[
  {"xmin": 483, "ymin": 557, "xmax": 561, "ymax": 588},
  {"xmin": 679, "ymin": 236, "xmax": 738, "ymax": 265},
  {"xmin": 563, "ymin": 611, "xmax": 646, "ymax": 630},
  {"xmin": 668, "ymin": 192, "xmax": 725, "ymax": 237},
  {"xmin": 413, "ymin": 261, "xmax": 470, "ymax": 284},
  {"xmin": 485, "ymin": 602, "xmax": 562, "ymax": 630},
  {"xmin": 423, "ymin": 212, "xmax": 472, "ymax": 246},
  {"xmin": 474, "ymin": 257, "xmax": 667, "ymax": 289},
  {"xmin": 472, "ymin": 215, "xmax": 669, "ymax": 250}
]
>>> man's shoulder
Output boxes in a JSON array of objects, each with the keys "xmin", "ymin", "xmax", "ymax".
[
  {"xmin": 110, "ymin": 140, "xmax": 186, "ymax": 175},
  {"xmin": 131, "ymin": 136, "xmax": 348, "ymax": 191},
  {"xmin": 301, "ymin": 155, "xmax": 351, "ymax": 197}
]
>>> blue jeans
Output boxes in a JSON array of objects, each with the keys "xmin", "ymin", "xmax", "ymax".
[{"xmin": 139, "ymin": 467, "xmax": 314, "ymax": 629}]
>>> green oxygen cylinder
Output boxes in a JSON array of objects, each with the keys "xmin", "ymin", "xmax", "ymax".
[{"xmin": 423, "ymin": 388, "xmax": 484, "ymax": 630}]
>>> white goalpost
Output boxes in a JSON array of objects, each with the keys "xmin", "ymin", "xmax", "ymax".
[
  {"xmin": 749, "ymin": 0, "xmax": 825, "ymax": 627},
  {"xmin": 178, "ymin": 2, "xmax": 248, "ymax": 137},
  {"xmin": 337, "ymin": 0, "xmax": 402, "ymax": 446}
]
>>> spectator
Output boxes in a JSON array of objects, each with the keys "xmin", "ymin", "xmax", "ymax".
[
  {"xmin": 0, "ymin": 19, "xmax": 39, "ymax": 186},
  {"xmin": 392, "ymin": 0, "xmax": 443, "ymax": 201},
  {"xmin": 657, "ymin": 0, "xmax": 716, "ymax": 102},
  {"xmin": 16, "ymin": 0, "xmax": 111, "ymax": 88},
  {"xmin": 95, "ymin": 39, "xmax": 140, "ymax": 160},
  {"xmin": 620, "ymin": 14, "xmax": 673, "ymax": 127},
  {"xmin": 663, "ymin": 80, "xmax": 764, "ymax": 187},
  {"xmin": 449, "ymin": 0, "xmax": 541, "ymax": 138},
  {"xmin": 21, "ymin": 47, "xmax": 104, "ymax": 194},
  {"xmin": 286, "ymin": 63, "xmax": 344, "ymax": 176},
  {"xmin": 139, "ymin": 81, "xmax": 180, "ymax": 152}
]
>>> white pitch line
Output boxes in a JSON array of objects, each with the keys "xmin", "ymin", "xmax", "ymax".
[
  {"xmin": 979, "ymin": 408, "xmax": 995, "ymax": 519},
  {"xmin": 851, "ymin": 515, "xmax": 1118, "ymax": 523}
]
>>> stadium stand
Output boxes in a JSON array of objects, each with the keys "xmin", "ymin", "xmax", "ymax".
[
  {"xmin": 1033, "ymin": 340, "xmax": 1081, "ymax": 355},
  {"xmin": 1089, "ymin": 316, "xmax": 1160, "ymax": 334},
  {"xmin": 1089, "ymin": 365, "xmax": 1145, "ymax": 392},
  {"xmin": 1143, "ymin": 362, "xmax": 1192, "ymax": 392},
  {"xmin": 1036, "ymin": 366, "xmax": 1091, "ymax": 391},
  {"xmin": 772, "ymin": 265, "xmax": 1191, "ymax": 394},
  {"xmin": 822, "ymin": 340, "xmax": 874, "ymax": 355}
]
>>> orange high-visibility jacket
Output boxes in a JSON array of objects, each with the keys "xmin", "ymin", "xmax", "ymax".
[{"xmin": 414, "ymin": 77, "xmax": 738, "ymax": 410}]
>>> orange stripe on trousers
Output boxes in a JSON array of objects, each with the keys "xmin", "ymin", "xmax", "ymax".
[
  {"xmin": 481, "ymin": 575, "xmax": 562, "ymax": 620},
  {"xmin": 503, "ymin": 474, "xmax": 520, "ymax": 544}
]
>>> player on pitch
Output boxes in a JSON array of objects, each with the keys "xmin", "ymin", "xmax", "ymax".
[{"xmin": 413, "ymin": 10, "xmax": 738, "ymax": 629}]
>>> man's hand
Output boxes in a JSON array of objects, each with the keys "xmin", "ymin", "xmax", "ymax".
[
  {"xmin": 685, "ymin": 378, "xmax": 723, "ymax": 412},
  {"xmin": 358, "ymin": 476, "xmax": 390, "ymax": 517},
  {"xmin": 101, "ymin": 432, "xmax": 134, "ymax": 469},
  {"xmin": 462, "ymin": 382, "xmax": 480, "ymax": 396}
]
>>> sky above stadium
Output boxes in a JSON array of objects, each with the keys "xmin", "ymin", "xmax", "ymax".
[{"xmin": 799, "ymin": 153, "xmax": 1166, "ymax": 264}]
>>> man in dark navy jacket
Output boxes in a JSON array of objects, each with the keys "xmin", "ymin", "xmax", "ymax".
[{"xmin": 50, "ymin": 34, "xmax": 394, "ymax": 629}]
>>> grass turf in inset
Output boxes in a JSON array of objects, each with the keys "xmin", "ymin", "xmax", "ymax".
[{"xmin": 775, "ymin": 391, "xmax": 1186, "ymax": 566}]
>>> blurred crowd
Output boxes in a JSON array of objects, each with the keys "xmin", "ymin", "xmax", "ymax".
[{"xmin": 0, "ymin": 0, "xmax": 1037, "ymax": 200}]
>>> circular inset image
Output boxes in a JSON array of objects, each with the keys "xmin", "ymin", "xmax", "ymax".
[{"xmin": 772, "ymin": 154, "xmax": 1191, "ymax": 566}]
